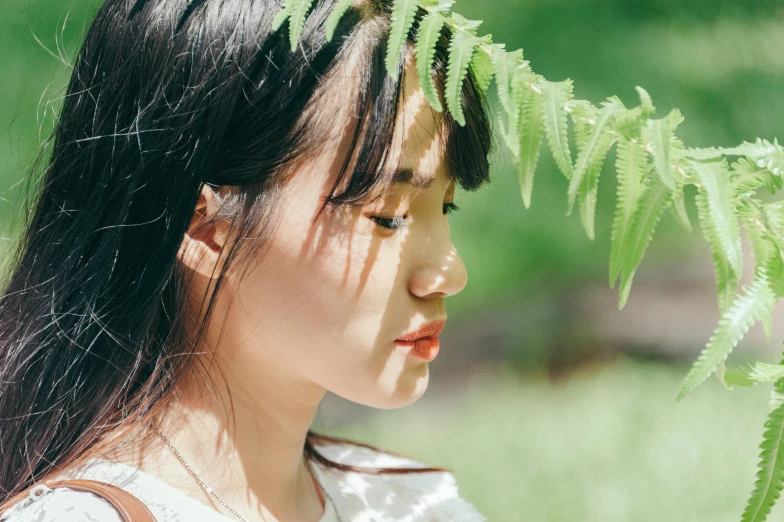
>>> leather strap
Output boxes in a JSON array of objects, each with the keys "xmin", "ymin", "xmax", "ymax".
[{"xmin": 0, "ymin": 478, "xmax": 157, "ymax": 522}]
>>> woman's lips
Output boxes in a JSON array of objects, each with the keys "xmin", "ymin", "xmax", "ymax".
[
  {"xmin": 394, "ymin": 320, "xmax": 445, "ymax": 361},
  {"xmin": 395, "ymin": 336, "xmax": 440, "ymax": 361}
]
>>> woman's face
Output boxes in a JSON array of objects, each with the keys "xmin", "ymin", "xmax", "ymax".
[{"xmin": 216, "ymin": 70, "xmax": 468, "ymax": 409}]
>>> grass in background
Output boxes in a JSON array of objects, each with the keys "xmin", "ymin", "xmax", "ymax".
[{"xmin": 316, "ymin": 357, "xmax": 784, "ymax": 521}]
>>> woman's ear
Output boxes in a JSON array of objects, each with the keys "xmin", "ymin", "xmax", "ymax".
[{"xmin": 177, "ymin": 184, "xmax": 230, "ymax": 278}]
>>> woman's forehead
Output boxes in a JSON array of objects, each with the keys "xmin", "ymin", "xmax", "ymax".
[{"xmin": 388, "ymin": 68, "xmax": 448, "ymax": 182}]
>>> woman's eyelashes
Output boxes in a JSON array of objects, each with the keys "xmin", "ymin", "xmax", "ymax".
[{"xmin": 369, "ymin": 202, "xmax": 460, "ymax": 231}]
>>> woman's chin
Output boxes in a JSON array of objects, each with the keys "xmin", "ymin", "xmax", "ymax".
[
  {"xmin": 369, "ymin": 372, "xmax": 430, "ymax": 410},
  {"xmin": 332, "ymin": 371, "xmax": 429, "ymax": 410}
]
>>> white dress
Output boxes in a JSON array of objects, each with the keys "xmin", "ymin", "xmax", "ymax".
[{"xmin": 0, "ymin": 440, "xmax": 486, "ymax": 522}]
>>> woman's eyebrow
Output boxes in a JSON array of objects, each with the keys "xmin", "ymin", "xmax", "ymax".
[{"xmin": 390, "ymin": 167, "xmax": 436, "ymax": 189}]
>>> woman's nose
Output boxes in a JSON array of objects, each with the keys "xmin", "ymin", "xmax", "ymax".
[{"xmin": 407, "ymin": 240, "xmax": 468, "ymax": 300}]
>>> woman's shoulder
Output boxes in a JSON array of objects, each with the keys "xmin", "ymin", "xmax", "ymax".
[
  {"xmin": 311, "ymin": 438, "xmax": 487, "ymax": 521},
  {"xmin": 0, "ymin": 485, "xmax": 124, "ymax": 522}
]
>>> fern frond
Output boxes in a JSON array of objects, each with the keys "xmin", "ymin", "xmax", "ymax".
[
  {"xmin": 644, "ymin": 111, "xmax": 679, "ymax": 190},
  {"xmin": 635, "ymin": 85, "xmax": 655, "ymax": 120},
  {"xmin": 567, "ymin": 100, "xmax": 596, "ymax": 151},
  {"xmin": 540, "ymin": 79, "xmax": 574, "ymax": 180},
  {"xmin": 724, "ymin": 362, "xmax": 784, "ymax": 389},
  {"xmin": 761, "ymin": 201, "xmax": 784, "ymax": 240},
  {"xmin": 469, "ymin": 44, "xmax": 494, "ymax": 95},
  {"xmin": 617, "ymin": 175, "xmax": 673, "ymax": 309},
  {"xmin": 567, "ymin": 97, "xmax": 624, "ymax": 224},
  {"xmin": 610, "ymin": 106, "xmax": 643, "ymax": 141},
  {"xmin": 676, "ymin": 266, "xmax": 776, "ymax": 402},
  {"xmin": 670, "ymin": 175, "xmax": 692, "ymax": 232},
  {"xmin": 491, "ymin": 46, "xmax": 526, "ymax": 159},
  {"xmin": 692, "ymin": 160, "xmax": 743, "ymax": 279},
  {"xmin": 325, "ymin": 0, "xmax": 355, "ymax": 42},
  {"xmin": 752, "ymin": 138, "xmax": 784, "ymax": 176},
  {"xmin": 415, "ymin": 10, "xmax": 448, "ymax": 112},
  {"xmin": 686, "ymin": 139, "xmax": 784, "ymax": 175},
  {"xmin": 444, "ymin": 24, "xmax": 487, "ymax": 126},
  {"xmin": 287, "ymin": 0, "xmax": 317, "ymax": 52},
  {"xmin": 385, "ymin": 0, "xmax": 420, "ymax": 76},
  {"xmin": 694, "ymin": 189, "xmax": 740, "ymax": 314},
  {"xmin": 741, "ymin": 377, "xmax": 784, "ymax": 522},
  {"xmin": 272, "ymin": 0, "xmax": 295, "ymax": 32},
  {"xmin": 515, "ymin": 77, "xmax": 544, "ymax": 208},
  {"xmin": 609, "ymin": 138, "xmax": 648, "ymax": 287},
  {"xmin": 734, "ymin": 157, "xmax": 777, "ymax": 197}
]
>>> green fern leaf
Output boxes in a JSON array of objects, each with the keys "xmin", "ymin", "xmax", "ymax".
[
  {"xmin": 444, "ymin": 29, "xmax": 486, "ymax": 126},
  {"xmin": 469, "ymin": 44, "xmax": 495, "ymax": 96},
  {"xmin": 686, "ymin": 139, "xmax": 784, "ymax": 175},
  {"xmin": 741, "ymin": 376, "xmax": 784, "ymax": 522},
  {"xmin": 695, "ymin": 189, "xmax": 739, "ymax": 313},
  {"xmin": 733, "ymin": 157, "xmax": 777, "ymax": 197},
  {"xmin": 415, "ymin": 10, "xmax": 448, "ymax": 112},
  {"xmin": 752, "ymin": 138, "xmax": 784, "ymax": 176},
  {"xmin": 635, "ymin": 85, "xmax": 656, "ymax": 120},
  {"xmin": 287, "ymin": 0, "xmax": 317, "ymax": 52},
  {"xmin": 567, "ymin": 97, "xmax": 624, "ymax": 222},
  {"xmin": 385, "ymin": 0, "xmax": 420, "ymax": 77},
  {"xmin": 611, "ymin": 106, "xmax": 644, "ymax": 142},
  {"xmin": 567, "ymin": 100, "xmax": 597, "ymax": 151},
  {"xmin": 767, "ymin": 253, "xmax": 784, "ymax": 298},
  {"xmin": 693, "ymin": 160, "xmax": 743, "ymax": 278},
  {"xmin": 670, "ymin": 175, "xmax": 692, "ymax": 232},
  {"xmin": 609, "ymin": 138, "xmax": 648, "ymax": 287},
  {"xmin": 540, "ymin": 79, "xmax": 575, "ymax": 180},
  {"xmin": 644, "ymin": 112, "xmax": 678, "ymax": 190},
  {"xmin": 272, "ymin": 0, "xmax": 294, "ymax": 32},
  {"xmin": 617, "ymin": 174, "xmax": 673, "ymax": 309},
  {"xmin": 682, "ymin": 142, "xmax": 763, "ymax": 161},
  {"xmin": 325, "ymin": 0, "xmax": 354, "ymax": 42},
  {"xmin": 576, "ymin": 135, "xmax": 615, "ymax": 241},
  {"xmin": 514, "ymin": 76, "xmax": 545, "ymax": 208},
  {"xmin": 676, "ymin": 266, "xmax": 776, "ymax": 402},
  {"xmin": 724, "ymin": 362, "xmax": 784, "ymax": 389},
  {"xmin": 491, "ymin": 46, "xmax": 526, "ymax": 159},
  {"xmin": 740, "ymin": 201, "xmax": 777, "ymax": 273}
]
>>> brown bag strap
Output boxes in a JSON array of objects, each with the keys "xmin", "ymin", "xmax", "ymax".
[{"xmin": 0, "ymin": 478, "xmax": 157, "ymax": 522}]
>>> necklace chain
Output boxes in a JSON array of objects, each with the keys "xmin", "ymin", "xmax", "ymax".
[{"xmin": 148, "ymin": 422, "xmax": 343, "ymax": 522}]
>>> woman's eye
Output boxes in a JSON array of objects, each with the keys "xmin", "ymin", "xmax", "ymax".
[
  {"xmin": 368, "ymin": 203, "xmax": 458, "ymax": 231},
  {"xmin": 369, "ymin": 215, "xmax": 407, "ymax": 231}
]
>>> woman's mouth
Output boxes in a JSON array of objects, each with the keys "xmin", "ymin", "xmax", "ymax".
[
  {"xmin": 394, "ymin": 336, "xmax": 440, "ymax": 361},
  {"xmin": 394, "ymin": 320, "xmax": 445, "ymax": 361}
]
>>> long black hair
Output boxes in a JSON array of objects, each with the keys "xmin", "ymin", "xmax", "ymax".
[{"xmin": 0, "ymin": 0, "xmax": 493, "ymax": 501}]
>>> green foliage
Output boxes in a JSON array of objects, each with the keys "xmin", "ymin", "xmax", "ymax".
[
  {"xmin": 724, "ymin": 362, "xmax": 784, "ymax": 389},
  {"xmin": 540, "ymin": 79, "xmax": 575, "ymax": 181},
  {"xmin": 676, "ymin": 266, "xmax": 776, "ymax": 402},
  {"xmin": 325, "ymin": 0, "xmax": 355, "ymax": 42},
  {"xmin": 609, "ymin": 138, "xmax": 648, "ymax": 289},
  {"xmin": 741, "ymin": 374, "xmax": 784, "ymax": 522},
  {"xmin": 514, "ymin": 72, "xmax": 544, "ymax": 209},
  {"xmin": 567, "ymin": 97, "xmax": 623, "ymax": 238},
  {"xmin": 274, "ymin": 1, "xmax": 784, "ymax": 518},
  {"xmin": 444, "ymin": 15, "xmax": 488, "ymax": 126},
  {"xmin": 415, "ymin": 10, "xmax": 448, "ymax": 111},
  {"xmin": 386, "ymin": 0, "xmax": 420, "ymax": 76}
]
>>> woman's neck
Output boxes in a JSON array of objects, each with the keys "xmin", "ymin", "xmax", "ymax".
[{"xmin": 105, "ymin": 359, "xmax": 329, "ymax": 522}]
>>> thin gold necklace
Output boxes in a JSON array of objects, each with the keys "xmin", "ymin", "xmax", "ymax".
[{"xmin": 148, "ymin": 422, "xmax": 342, "ymax": 522}]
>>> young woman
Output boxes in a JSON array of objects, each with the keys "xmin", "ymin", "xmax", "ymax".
[{"xmin": 0, "ymin": 0, "xmax": 492, "ymax": 520}]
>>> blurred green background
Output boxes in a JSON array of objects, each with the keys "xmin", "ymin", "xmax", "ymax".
[{"xmin": 3, "ymin": 0, "xmax": 784, "ymax": 520}]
